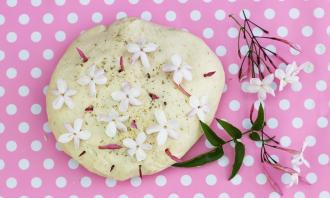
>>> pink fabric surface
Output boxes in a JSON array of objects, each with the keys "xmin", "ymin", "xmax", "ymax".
[{"xmin": 0, "ymin": 0, "xmax": 329, "ymax": 197}]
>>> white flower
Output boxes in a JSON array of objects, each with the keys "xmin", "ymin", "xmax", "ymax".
[
  {"xmin": 111, "ymin": 81, "xmax": 142, "ymax": 112},
  {"xmin": 77, "ymin": 65, "xmax": 107, "ymax": 97},
  {"xmin": 163, "ymin": 54, "xmax": 192, "ymax": 85},
  {"xmin": 188, "ymin": 95, "xmax": 210, "ymax": 122},
  {"xmin": 127, "ymin": 38, "xmax": 158, "ymax": 69},
  {"xmin": 97, "ymin": 109, "xmax": 129, "ymax": 137},
  {"xmin": 275, "ymin": 61, "xmax": 306, "ymax": 91},
  {"xmin": 123, "ymin": 132, "xmax": 152, "ymax": 161},
  {"xmin": 288, "ymin": 173, "xmax": 299, "ymax": 187},
  {"xmin": 58, "ymin": 118, "xmax": 91, "ymax": 149},
  {"xmin": 245, "ymin": 74, "xmax": 275, "ymax": 101},
  {"xmin": 291, "ymin": 140, "xmax": 310, "ymax": 171},
  {"xmin": 146, "ymin": 110, "xmax": 179, "ymax": 146},
  {"xmin": 52, "ymin": 79, "xmax": 77, "ymax": 110}
]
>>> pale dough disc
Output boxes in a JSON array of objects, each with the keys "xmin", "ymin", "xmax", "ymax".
[{"xmin": 46, "ymin": 17, "xmax": 225, "ymax": 180}]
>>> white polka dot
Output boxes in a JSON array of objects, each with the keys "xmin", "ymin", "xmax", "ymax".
[
  {"xmin": 277, "ymin": 26, "xmax": 288, "ymax": 37},
  {"xmin": 267, "ymin": 118, "xmax": 278, "ymax": 129},
  {"xmin": 217, "ymin": 155, "xmax": 229, "ymax": 167},
  {"xmin": 291, "ymin": 81, "xmax": 302, "ymax": 92},
  {"xmin": 130, "ymin": 177, "xmax": 141, "ymax": 187},
  {"xmin": 118, "ymin": 195, "xmax": 128, "ymax": 198},
  {"xmin": 305, "ymin": 172, "xmax": 317, "ymax": 184},
  {"xmin": 318, "ymin": 153, "xmax": 329, "ymax": 165},
  {"xmin": 31, "ymin": 31, "xmax": 42, "ymax": 42},
  {"xmin": 229, "ymin": 100, "xmax": 240, "ymax": 111},
  {"xmin": 264, "ymin": 8, "xmax": 275, "ymax": 19},
  {"xmin": 165, "ymin": 11, "xmax": 176, "ymax": 22},
  {"xmin": 228, "ymin": 63, "xmax": 239, "ymax": 75},
  {"xmin": 177, "ymin": 0, "xmax": 188, "ymax": 3},
  {"xmin": 18, "ymin": 159, "xmax": 30, "ymax": 170},
  {"xmin": 6, "ymin": 104, "xmax": 17, "ymax": 115},
  {"xmin": 18, "ymin": 122, "xmax": 30, "ymax": 133},
  {"xmin": 128, "ymin": 0, "xmax": 139, "ymax": 4},
  {"xmin": 31, "ymin": 0, "xmax": 42, "ymax": 6},
  {"xmin": 280, "ymin": 136, "xmax": 291, "ymax": 147},
  {"xmin": 153, "ymin": 0, "xmax": 163, "ymax": 4},
  {"xmin": 155, "ymin": 175, "xmax": 167, "ymax": 186},
  {"xmin": 67, "ymin": 12, "xmax": 78, "ymax": 24},
  {"xmin": 216, "ymin": 45, "xmax": 227, "ymax": 57},
  {"xmin": 31, "ymin": 67, "xmax": 42, "ymax": 79},
  {"xmin": 240, "ymin": 45, "xmax": 249, "ymax": 56},
  {"xmin": 319, "ymin": 191, "xmax": 330, "ymax": 198},
  {"xmin": 6, "ymin": 67, "xmax": 17, "ymax": 79},
  {"xmin": 193, "ymin": 193, "xmax": 205, "ymax": 198},
  {"xmin": 68, "ymin": 158, "xmax": 79, "ymax": 169},
  {"xmin": 242, "ymin": 118, "xmax": 252, "ymax": 129},
  {"xmin": 0, "ymin": 86, "xmax": 4, "ymax": 98},
  {"xmin": 43, "ymin": 49, "xmax": 54, "ymax": 60},
  {"xmin": 316, "ymin": 80, "xmax": 327, "ymax": 92},
  {"xmin": 0, "ymin": 14, "xmax": 5, "ymax": 25},
  {"xmin": 265, "ymin": 45, "xmax": 276, "ymax": 55},
  {"xmin": 292, "ymin": 117, "xmax": 303, "ymax": 128},
  {"xmin": 31, "ymin": 104, "xmax": 42, "ymax": 115},
  {"xmin": 230, "ymin": 174, "xmax": 242, "ymax": 185},
  {"xmin": 239, "ymin": 9, "xmax": 250, "ymax": 19},
  {"xmin": 256, "ymin": 173, "xmax": 267, "ymax": 185},
  {"xmin": 6, "ymin": 32, "xmax": 17, "ymax": 43},
  {"xmin": 0, "ymin": 50, "xmax": 5, "ymax": 61},
  {"xmin": 6, "ymin": 177, "xmax": 17, "ymax": 189},
  {"xmin": 43, "ymin": 158, "xmax": 55, "ymax": 170},
  {"xmin": 0, "ymin": 159, "xmax": 4, "ymax": 170},
  {"xmin": 218, "ymin": 193, "xmax": 230, "ymax": 198},
  {"xmin": 55, "ymin": 30, "xmax": 66, "ymax": 42},
  {"xmin": 92, "ymin": 12, "xmax": 103, "ymax": 23},
  {"xmin": 43, "ymin": 13, "xmax": 54, "ymax": 24},
  {"xmin": 315, "ymin": 43, "xmax": 326, "ymax": 55},
  {"xmin": 79, "ymin": 0, "xmax": 90, "ymax": 5},
  {"xmin": 190, "ymin": 10, "xmax": 201, "ymax": 21},
  {"xmin": 105, "ymin": 178, "xmax": 117, "ymax": 187},
  {"xmin": 140, "ymin": 11, "xmax": 152, "ymax": 21},
  {"xmin": 144, "ymin": 194, "xmax": 153, "ymax": 198},
  {"xmin": 227, "ymin": 27, "xmax": 238, "ymax": 38},
  {"xmin": 214, "ymin": 9, "xmax": 226, "ymax": 21},
  {"xmin": 304, "ymin": 135, "xmax": 316, "ymax": 147},
  {"xmin": 317, "ymin": 117, "xmax": 328, "ymax": 128},
  {"xmin": 313, "ymin": 7, "xmax": 325, "ymax": 18},
  {"xmin": 7, "ymin": 0, "xmax": 17, "ymax": 7},
  {"xmin": 205, "ymin": 174, "xmax": 217, "ymax": 186},
  {"xmin": 43, "ymin": 85, "xmax": 48, "ymax": 95},
  {"xmin": 116, "ymin": 12, "xmax": 127, "ymax": 20},
  {"xmin": 327, "ymin": 26, "xmax": 330, "ymax": 36},
  {"xmin": 31, "ymin": 177, "xmax": 42, "ymax": 188},
  {"xmin": 252, "ymin": 27, "xmax": 263, "ymax": 36},
  {"xmin": 269, "ymin": 192, "xmax": 281, "ymax": 198},
  {"xmin": 244, "ymin": 192, "xmax": 255, "ymax": 198},
  {"xmin": 43, "ymin": 122, "xmax": 51, "ymax": 133},
  {"xmin": 243, "ymin": 155, "xmax": 254, "ymax": 167},
  {"xmin": 56, "ymin": 177, "xmax": 67, "ymax": 188},
  {"xmin": 180, "ymin": 175, "xmax": 192, "ymax": 186},
  {"xmin": 303, "ymin": 62, "xmax": 314, "ymax": 73},
  {"xmin": 18, "ymin": 85, "xmax": 30, "ymax": 97},
  {"xmin": 281, "ymin": 173, "xmax": 291, "ymax": 185},
  {"xmin": 203, "ymin": 28, "xmax": 214, "ymax": 39},
  {"xmin": 301, "ymin": 26, "xmax": 313, "ymax": 37},
  {"xmin": 31, "ymin": 140, "xmax": 42, "ymax": 151},
  {"xmin": 294, "ymin": 192, "xmax": 305, "ymax": 198},
  {"xmin": 80, "ymin": 176, "xmax": 92, "ymax": 188},
  {"xmin": 289, "ymin": 8, "xmax": 300, "ymax": 19},
  {"xmin": 0, "ymin": 122, "xmax": 5, "ymax": 134},
  {"xmin": 303, "ymin": 98, "xmax": 315, "ymax": 110},
  {"xmin": 56, "ymin": 142, "xmax": 63, "ymax": 151},
  {"xmin": 55, "ymin": 0, "xmax": 66, "ymax": 6},
  {"xmin": 19, "ymin": 49, "xmax": 30, "ymax": 61}
]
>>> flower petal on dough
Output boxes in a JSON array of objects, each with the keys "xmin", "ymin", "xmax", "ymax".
[
  {"xmin": 58, "ymin": 132, "xmax": 74, "ymax": 143},
  {"xmin": 156, "ymin": 129, "xmax": 168, "ymax": 146},
  {"xmin": 127, "ymin": 43, "xmax": 140, "ymax": 53},
  {"xmin": 171, "ymin": 54, "xmax": 182, "ymax": 66},
  {"xmin": 123, "ymin": 138, "xmax": 136, "ymax": 149},
  {"xmin": 78, "ymin": 130, "xmax": 91, "ymax": 140},
  {"xmin": 77, "ymin": 75, "xmax": 91, "ymax": 86},
  {"xmin": 74, "ymin": 118, "xmax": 83, "ymax": 131},
  {"xmin": 140, "ymin": 52, "xmax": 150, "ymax": 69},
  {"xmin": 56, "ymin": 79, "xmax": 67, "ymax": 93},
  {"xmin": 111, "ymin": 91, "xmax": 125, "ymax": 101},
  {"xmin": 52, "ymin": 96, "xmax": 65, "ymax": 109},
  {"xmin": 143, "ymin": 42, "xmax": 158, "ymax": 52},
  {"xmin": 136, "ymin": 148, "xmax": 147, "ymax": 161},
  {"xmin": 105, "ymin": 121, "xmax": 117, "ymax": 137},
  {"xmin": 136, "ymin": 132, "xmax": 147, "ymax": 145},
  {"xmin": 173, "ymin": 70, "xmax": 183, "ymax": 85},
  {"xmin": 64, "ymin": 96, "xmax": 75, "ymax": 109},
  {"xmin": 154, "ymin": 110, "xmax": 167, "ymax": 126}
]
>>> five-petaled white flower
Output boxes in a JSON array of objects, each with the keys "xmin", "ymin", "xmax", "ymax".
[
  {"xmin": 123, "ymin": 132, "xmax": 152, "ymax": 161},
  {"xmin": 127, "ymin": 38, "xmax": 158, "ymax": 69},
  {"xmin": 97, "ymin": 109, "xmax": 129, "ymax": 137},
  {"xmin": 275, "ymin": 61, "xmax": 307, "ymax": 91},
  {"xmin": 188, "ymin": 95, "xmax": 210, "ymax": 122},
  {"xmin": 291, "ymin": 139, "xmax": 310, "ymax": 172},
  {"xmin": 146, "ymin": 110, "xmax": 179, "ymax": 146},
  {"xmin": 77, "ymin": 65, "xmax": 107, "ymax": 97},
  {"xmin": 245, "ymin": 74, "xmax": 275, "ymax": 101},
  {"xmin": 58, "ymin": 118, "xmax": 91, "ymax": 149},
  {"xmin": 111, "ymin": 81, "xmax": 142, "ymax": 112},
  {"xmin": 163, "ymin": 54, "xmax": 193, "ymax": 85},
  {"xmin": 52, "ymin": 79, "xmax": 77, "ymax": 110}
]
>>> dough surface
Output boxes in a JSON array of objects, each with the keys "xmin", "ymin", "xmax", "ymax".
[{"xmin": 46, "ymin": 17, "xmax": 225, "ymax": 180}]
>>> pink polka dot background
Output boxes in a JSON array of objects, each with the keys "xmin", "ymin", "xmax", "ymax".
[{"xmin": 0, "ymin": 0, "xmax": 329, "ymax": 197}]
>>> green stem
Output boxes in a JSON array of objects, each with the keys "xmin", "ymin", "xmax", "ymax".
[{"xmin": 223, "ymin": 130, "xmax": 252, "ymax": 144}]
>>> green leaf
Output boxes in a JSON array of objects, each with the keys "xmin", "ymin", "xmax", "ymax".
[
  {"xmin": 229, "ymin": 142, "xmax": 245, "ymax": 180},
  {"xmin": 200, "ymin": 121, "xmax": 225, "ymax": 146},
  {"xmin": 216, "ymin": 119, "xmax": 242, "ymax": 139},
  {"xmin": 251, "ymin": 104, "xmax": 264, "ymax": 131},
  {"xmin": 249, "ymin": 132, "xmax": 260, "ymax": 141},
  {"xmin": 173, "ymin": 147, "xmax": 224, "ymax": 167}
]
